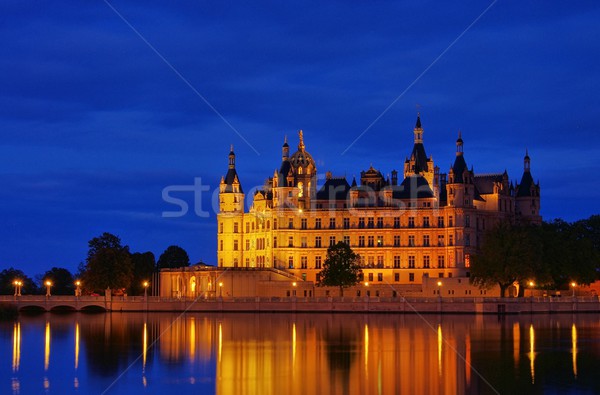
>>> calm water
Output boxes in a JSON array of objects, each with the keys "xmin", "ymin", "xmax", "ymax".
[{"xmin": 1, "ymin": 312, "xmax": 599, "ymax": 394}]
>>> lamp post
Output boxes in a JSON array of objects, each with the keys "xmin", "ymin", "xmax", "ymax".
[
  {"xmin": 364, "ymin": 282, "xmax": 369, "ymax": 298},
  {"xmin": 219, "ymin": 282, "xmax": 223, "ymax": 298},
  {"xmin": 437, "ymin": 281, "xmax": 442, "ymax": 300},
  {"xmin": 528, "ymin": 281, "xmax": 535, "ymax": 298},
  {"xmin": 292, "ymin": 281, "xmax": 297, "ymax": 297},
  {"xmin": 45, "ymin": 280, "xmax": 52, "ymax": 297},
  {"xmin": 13, "ymin": 280, "xmax": 22, "ymax": 297},
  {"xmin": 75, "ymin": 280, "xmax": 81, "ymax": 298},
  {"xmin": 143, "ymin": 281, "xmax": 149, "ymax": 300},
  {"xmin": 571, "ymin": 282, "xmax": 577, "ymax": 298}
]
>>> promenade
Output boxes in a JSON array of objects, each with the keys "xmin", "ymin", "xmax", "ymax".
[{"xmin": 2, "ymin": 295, "xmax": 600, "ymax": 314}]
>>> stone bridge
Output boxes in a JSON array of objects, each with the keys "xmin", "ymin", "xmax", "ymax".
[{"xmin": 0, "ymin": 295, "xmax": 151, "ymax": 312}]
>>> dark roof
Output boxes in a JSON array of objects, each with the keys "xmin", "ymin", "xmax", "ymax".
[
  {"xmin": 415, "ymin": 114, "xmax": 422, "ymax": 129},
  {"xmin": 223, "ymin": 168, "xmax": 243, "ymax": 193},
  {"xmin": 451, "ymin": 155, "xmax": 468, "ymax": 183},
  {"xmin": 316, "ymin": 178, "xmax": 351, "ymax": 200},
  {"xmin": 408, "ymin": 143, "xmax": 429, "ymax": 173},
  {"xmin": 473, "ymin": 174, "xmax": 504, "ymax": 194},
  {"xmin": 516, "ymin": 171, "xmax": 535, "ymax": 197},
  {"xmin": 393, "ymin": 175, "xmax": 434, "ymax": 199}
]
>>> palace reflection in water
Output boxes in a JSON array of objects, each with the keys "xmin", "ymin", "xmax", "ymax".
[{"xmin": 2, "ymin": 312, "xmax": 600, "ymax": 394}]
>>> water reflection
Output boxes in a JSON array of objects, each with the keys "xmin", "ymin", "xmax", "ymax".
[{"xmin": 1, "ymin": 313, "xmax": 600, "ymax": 394}]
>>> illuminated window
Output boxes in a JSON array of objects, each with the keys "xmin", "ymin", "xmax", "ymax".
[
  {"xmin": 465, "ymin": 253, "xmax": 471, "ymax": 268},
  {"xmin": 298, "ymin": 181, "xmax": 303, "ymax": 197},
  {"xmin": 377, "ymin": 236, "xmax": 383, "ymax": 247},
  {"xmin": 301, "ymin": 237, "xmax": 307, "ymax": 248}
]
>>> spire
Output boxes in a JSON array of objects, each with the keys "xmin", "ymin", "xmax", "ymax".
[
  {"xmin": 228, "ymin": 145, "xmax": 235, "ymax": 169},
  {"xmin": 524, "ymin": 149, "xmax": 530, "ymax": 172},
  {"xmin": 456, "ymin": 130, "xmax": 463, "ymax": 156},
  {"xmin": 298, "ymin": 130, "xmax": 305, "ymax": 151},
  {"xmin": 282, "ymin": 136, "xmax": 289, "ymax": 160},
  {"xmin": 413, "ymin": 113, "xmax": 423, "ymax": 143}
]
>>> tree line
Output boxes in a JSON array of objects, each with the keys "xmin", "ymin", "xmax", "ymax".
[
  {"xmin": 470, "ymin": 215, "xmax": 600, "ymax": 297},
  {"xmin": 0, "ymin": 232, "xmax": 194, "ymax": 296}
]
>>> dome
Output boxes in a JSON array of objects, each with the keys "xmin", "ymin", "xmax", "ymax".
[{"xmin": 289, "ymin": 150, "xmax": 315, "ymax": 169}]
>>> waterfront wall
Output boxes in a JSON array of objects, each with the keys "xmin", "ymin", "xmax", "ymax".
[{"xmin": 2, "ymin": 295, "xmax": 600, "ymax": 314}]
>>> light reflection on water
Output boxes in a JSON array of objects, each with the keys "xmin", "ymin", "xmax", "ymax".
[{"xmin": 1, "ymin": 313, "xmax": 599, "ymax": 394}]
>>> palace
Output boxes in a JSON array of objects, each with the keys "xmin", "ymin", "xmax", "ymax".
[{"xmin": 216, "ymin": 115, "xmax": 541, "ymax": 288}]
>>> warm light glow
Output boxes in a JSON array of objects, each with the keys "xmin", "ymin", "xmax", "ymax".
[
  {"xmin": 465, "ymin": 334, "xmax": 471, "ymax": 386},
  {"xmin": 529, "ymin": 324, "xmax": 535, "ymax": 384},
  {"xmin": 75, "ymin": 322, "xmax": 80, "ymax": 370},
  {"xmin": 292, "ymin": 323, "xmax": 297, "ymax": 367},
  {"xmin": 143, "ymin": 281, "xmax": 149, "ymax": 288},
  {"xmin": 12, "ymin": 322, "xmax": 20, "ymax": 373},
  {"xmin": 75, "ymin": 280, "xmax": 81, "ymax": 287},
  {"xmin": 219, "ymin": 282, "xmax": 223, "ymax": 287},
  {"xmin": 437, "ymin": 281, "xmax": 442, "ymax": 287},
  {"xmin": 572, "ymin": 323, "xmax": 578, "ymax": 378},
  {"xmin": 513, "ymin": 322, "xmax": 520, "ymax": 365},
  {"xmin": 364, "ymin": 324, "xmax": 369, "ymax": 375},
  {"xmin": 292, "ymin": 282, "xmax": 297, "ymax": 287},
  {"xmin": 364, "ymin": 282, "xmax": 369, "ymax": 287},
  {"xmin": 190, "ymin": 318, "xmax": 196, "ymax": 362},
  {"xmin": 218, "ymin": 322, "xmax": 222, "ymax": 364},
  {"xmin": 44, "ymin": 321, "xmax": 51, "ymax": 371},
  {"xmin": 528, "ymin": 281, "xmax": 534, "ymax": 287},
  {"xmin": 45, "ymin": 280, "xmax": 52, "ymax": 287},
  {"xmin": 143, "ymin": 322, "xmax": 148, "ymax": 370},
  {"xmin": 571, "ymin": 282, "xmax": 577, "ymax": 288}
]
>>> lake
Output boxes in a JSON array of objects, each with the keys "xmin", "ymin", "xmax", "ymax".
[{"xmin": 1, "ymin": 312, "xmax": 599, "ymax": 394}]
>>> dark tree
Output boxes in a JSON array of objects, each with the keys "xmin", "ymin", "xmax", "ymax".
[
  {"xmin": 41, "ymin": 267, "xmax": 75, "ymax": 295},
  {"xmin": 81, "ymin": 233, "xmax": 133, "ymax": 293},
  {"xmin": 0, "ymin": 267, "xmax": 38, "ymax": 295},
  {"xmin": 470, "ymin": 222, "xmax": 544, "ymax": 297},
  {"xmin": 157, "ymin": 245, "xmax": 190, "ymax": 269},
  {"xmin": 318, "ymin": 242, "xmax": 362, "ymax": 297},
  {"xmin": 130, "ymin": 252, "xmax": 156, "ymax": 295}
]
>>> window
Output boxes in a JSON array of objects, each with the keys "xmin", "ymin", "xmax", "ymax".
[
  {"xmin": 408, "ymin": 235, "xmax": 415, "ymax": 247},
  {"xmin": 377, "ymin": 217, "xmax": 383, "ymax": 228},
  {"xmin": 423, "ymin": 217, "xmax": 430, "ymax": 228},
  {"xmin": 465, "ymin": 215, "xmax": 471, "ymax": 228},
  {"xmin": 245, "ymin": 258, "xmax": 250, "ymax": 266},
  {"xmin": 465, "ymin": 253, "xmax": 471, "ymax": 268},
  {"xmin": 315, "ymin": 256, "xmax": 322, "ymax": 269},
  {"xmin": 288, "ymin": 236, "xmax": 294, "ymax": 247},
  {"xmin": 423, "ymin": 255, "xmax": 430, "ymax": 268},
  {"xmin": 449, "ymin": 216, "xmax": 453, "ymax": 227},
  {"xmin": 368, "ymin": 236, "xmax": 374, "ymax": 247},
  {"xmin": 234, "ymin": 222, "xmax": 239, "ymax": 233},
  {"xmin": 343, "ymin": 235, "xmax": 350, "ymax": 245},
  {"xmin": 438, "ymin": 217, "xmax": 444, "ymax": 228},
  {"xmin": 394, "ymin": 217, "xmax": 400, "ymax": 228},
  {"xmin": 439, "ymin": 273, "xmax": 444, "ymax": 278},
  {"xmin": 274, "ymin": 219, "xmax": 278, "ymax": 229},
  {"xmin": 368, "ymin": 218, "xmax": 374, "ymax": 228},
  {"xmin": 377, "ymin": 273, "xmax": 383, "ymax": 282},
  {"xmin": 438, "ymin": 235, "xmax": 445, "ymax": 246},
  {"xmin": 246, "ymin": 239, "xmax": 250, "ymax": 250},
  {"xmin": 233, "ymin": 240, "xmax": 239, "ymax": 250},
  {"xmin": 273, "ymin": 237, "xmax": 277, "ymax": 248},
  {"xmin": 359, "ymin": 236, "xmax": 365, "ymax": 247},
  {"xmin": 301, "ymin": 218, "xmax": 307, "ymax": 229},
  {"xmin": 465, "ymin": 234, "xmax": 471, "ymax": 246},
  {"xmin": 219, "ymin": 222, "xmax": 223, "ymax": 233},
  {"xmin": 288, "ymin": 256, "xmax": 294, "ymax": 269},
  {"xmin": 343, "ymin": 218, "xmax": 350, "ymax": 229},
  {"xmin": 315, "ymin": 236, "xmax": 322, "ymax": 248},
  {"xmin": 266, "ymin": 220, "xmax": 270, "ymax": 230},
  {"xmin": 368, "ymin": 273, "xmax": 373, "ymax": 281},
  {"xmin": 315, "ymin": 218, "xmax": 321, "ymax": 229},
  {"xmin": 329, "ymin": 218, "xmax": 336, "ymax": 229},
  {"xmin": 377, "ymin": 235, "xmax": 383, "ymax": 247},
  {"xmin": 246, "ymin": 222, "xmax": 250, "ymax": 233},
  {"xmin": 408, "ymin": 256, "xmax": 415, "ymax": 268},
  {"xmin": 408, "ymin": 217, "xmax": 415, "ymax": 228},
  {"xmin": 359, "ymin": 218, "xmax": 365, "ymax": 229},
  {"xmin": 393, "ymin": 255, "xmax": 400, "ymax": 268},
  {"xmin": 449, "ymin": 235, "xmax": 454, "ymax": 246},
  {"xmin": 329, "ymin": 236, "xmax": 336, "ymax": 246},
  {"xmin": 394, "ymin": 273, "xmax": 400, "ymax": 282},
  {"xmin": 301, "ymin": 256, "xmax": 308, "ymax": 269},
  {"xmin": 368, "ymin": 256, "xmax": 374, "ymax": 267},
  {"xmin": 377, "ymin": 256, "xmax": 384, "ymax": 267},
  {"xmin": 437, "ymin": 256, "xmax": 445, "ymax": 268},
  {"xmin": 423, "ymin": 235, "xmax": 430, "ymax": 247},
  {"xmin": 394, "ymin": 235, "xmax": 400, "ymax": 247},
  {"xmin": 288, "ymin": 218, "xmax": 294, "ymax": 229},
  {"xmin": 219, "ymin": 240, "xmax": 223, "ymax": 251},
  {"xmin": 409, "ymin": 273, "xmax": 415, "ymax": 282},
  {"xmin": 301, "ymin": 237, "xmax": 307, "ymax": 248}
]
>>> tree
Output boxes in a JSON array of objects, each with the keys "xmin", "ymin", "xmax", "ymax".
[
  {"xmin": 40, "ymin": 267, "xmax": 75, "ymax": 295},
  {"xmin": 0, "ymin": 267, "xmax": 38, "ymax": 295},
  {"xmin": 318, "ymin": 242, "xmax": 362, "ymax": 297},
  {"xmin": 470, "ymin": 222, "xmax": 544, "ymax": 297},
  {"xmin": 81, "ymin": 233, "xmax": 133, "ymax": 293},
  {"xmin": 157, "ymin": 245, "xmax": 190, "ymax": 269},
  {"xmin": 130, "ymin": 252, "xmax": 156, "ymax": 295}
]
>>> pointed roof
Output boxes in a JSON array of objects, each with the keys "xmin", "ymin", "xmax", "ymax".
[
  {"xmin": 316, "ymin": 177, "xmax": 351, "ymax": 200},
  {"xmin": 415, "ymin": 113, "xmax": 422, "ymax": 129},
  {"xmin": 393, "ymin": 175, "xmax": 434, "ymax": 199},
  {"xmin": 516, "ymin": 171, "xmax": 535, "ymax": 197},
  {"xmin": 223, "ymin": 146, "xmax": 243, "ymax": 193}
]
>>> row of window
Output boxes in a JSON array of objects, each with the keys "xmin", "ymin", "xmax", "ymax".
[
  {"xmin": 288, "ymin": 254, "xmax": 446, "ymax": 270},
  {"xmin": 275, "ymin": 234, "xmax": 458, "ymax": 248}
]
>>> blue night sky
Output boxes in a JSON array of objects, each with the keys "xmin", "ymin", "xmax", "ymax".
[{"xmin": 1, "ymin": 1, "xmax": 599, "ymax": 277}]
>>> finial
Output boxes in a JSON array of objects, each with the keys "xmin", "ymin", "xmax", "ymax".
[
  {"xmin": 230, "ymin": 144, "xmax": 234, "ymax": 152},
  {"xmin": 298, "ymin": 129, "xmax": 305, "ymax": 150},
  {"xmin": 284, "ymin": 135, "xmax": 287, "ymax": 144}
]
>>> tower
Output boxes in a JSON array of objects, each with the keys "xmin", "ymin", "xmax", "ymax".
[
  {"xmin": 404, "ymin": 114, "xmax": 435, "ymax": 186},
  {"xmin": 446, "ymin": 131, "xmax": 475, "ymax": 208},
  {"xmin": 515, "ymin": 150, "xmax": 541, "ymax": 224}
]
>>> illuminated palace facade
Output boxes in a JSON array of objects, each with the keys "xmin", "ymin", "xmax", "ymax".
[{"xmin": 217, "ymin": 115, "xmax": 541, "ymax": 285}]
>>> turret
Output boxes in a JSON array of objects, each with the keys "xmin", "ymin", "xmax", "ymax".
[{"xmin": 515, "ymin": 150, "xmax": 541, "ymax": 224}]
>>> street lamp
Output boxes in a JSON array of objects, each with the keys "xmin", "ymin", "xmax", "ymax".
[
  {"xmin": 45, "ymin": 280, "xmax": 52, "ymax": 297},
  {"xmin": 75, "ymin": 280, "xmax": 81, "ymax": 297},
  {"xmin": 219, "ymin": 282, "xmax": 223, "ymax": 297},
  {"xmin": 143, "ymin": 281, "xmax": 149, "ymax": 300},
  {"xmin": 13, "ymin": 280, "xmax": 22, "ymax": 297},
  {"xmin": 437, "ymin": 281, "xmax": 442, "ymax": 298},
  {"xmin": 528, "ymin": 281, "xmax": 535, "ymax": 298},
  {"xmin": 571, "ymin": 282, "xmax": 577, "ymax": 298}
]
